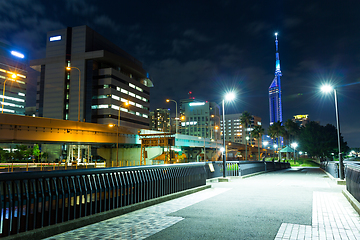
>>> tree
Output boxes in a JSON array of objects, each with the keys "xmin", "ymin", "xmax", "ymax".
[
  {"xmin": 298, "ymin": 121, "xmax": 349, "ymax": 160},
  {"xmin": 239, "ymin": 111, "xmax": 252, "ymax": 161},
  {"xmin": 251, "ymin": 125, "xmax": 265, "ymax": 161},
  {"xmin": 33, "ymin": 144, "xmax": 41, "ymax": 163},
  {"xmin": 284, "ymin": 119, "xmax": 300, "ymax": 144},
  {"xmin": 268, "ymin": 121, "xmax": 286, "ymax": 160}
]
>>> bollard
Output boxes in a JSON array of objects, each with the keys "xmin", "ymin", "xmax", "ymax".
[
  {"xmin": 26, "ymin": 162, "xmax": 29, "ymax": 171},
  {"xmin": 112, "ymin": 161, "xmax": 114, "ymax": 167},
  {"xmin": 53, "ymin": 163, "xmax": 55, "ymax": 171},
  {"xmin": 76, "ymin": 163, "xmax": 78, "ymax": 169},
  {"xmin": 65, "ymin": 163, "xmax": 67, "ymax": 170},
  {"xmin": 11, "ymin": 162, "xmax": 13, "ymax": 172},
  {"xmin": 95, "ymin": 162, "xmax": 97, "ymax": 168}
]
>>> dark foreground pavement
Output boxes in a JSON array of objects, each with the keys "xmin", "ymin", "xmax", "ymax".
[{"xmin": 44, "ymin": 167, "xmax": 360, "ymax": 240}]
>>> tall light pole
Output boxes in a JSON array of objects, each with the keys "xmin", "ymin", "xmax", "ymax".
[
  {"xmin": 66, "ymin": 66, "xmax": 81, "ymax": 122},
  {"xmin": 2, "ymin": 74, "xmax": 17, "ymax": 113},
  {"xmin": 110, "ymin": 101, "xmax": 129, "ymax": 166},
  {"xmin": 222, "ymin": 92, "xmax": 236, "ymax": 177},
  {"xmin": 321, "ymin": 85, "xmax": 344, "ymax": 180},
  {"xmin": 166, "ymin": 99, "xmax": 178, "ymax": 134},
  {"xmin": 291, "ymin": 142, "xmax": 298, "ymax": 163}
]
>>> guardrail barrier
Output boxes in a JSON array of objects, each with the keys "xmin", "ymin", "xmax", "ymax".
[
  {"xmin": 0, "ymin": 163, "xmax": 206, "ymax": 237},
  {"xmin": 346, "ymin": 164, "xmax": 360, "ymax": 203}
]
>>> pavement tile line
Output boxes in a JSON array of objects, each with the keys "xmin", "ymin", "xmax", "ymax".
[
  {"xmin": 275, "ymin": 191, "xmax": 360, "ymax": 240},
  {"xmin": 44, "ymin": 187, "xmax": 231, "ymax": 240}
]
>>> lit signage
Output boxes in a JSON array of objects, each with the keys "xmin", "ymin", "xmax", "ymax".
[
  {"xmin": 189, "ymin": 102, "xmax": 205, "ymax": 106},
  {"xmin": 10, "ymin": 51, "xmax": 24, "ymax": 59},
  {"xmin": 49, "ymin": 35, "xmax": 62, "ymax": 42}
]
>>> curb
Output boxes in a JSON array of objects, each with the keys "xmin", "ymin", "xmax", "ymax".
[
  {"xmin": 320, "ymin": 168, "xmax": 346, "ymax": 185},
  {"xmin": 342, "ymin": 189, "xmax": 360, "ymax": 216},
  {"xmin": 3, "ymin": 184, "xmax": 211, "ymax": 240}
]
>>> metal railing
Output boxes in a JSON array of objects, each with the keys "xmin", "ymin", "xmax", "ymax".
[
  {"xmin": 204, "ymin": 161, "xmax": 290, "ymax": 178},
  {"xmin": 0, "ymin": 163, "xmax": 206, "ymax": 237},
  {"xmin": 346, "ymin": 164, "xmax": 360, "ymax": 203},
  {"xmin": 320, "ymin": 161, "xmax": 339, "ymax": 178}
]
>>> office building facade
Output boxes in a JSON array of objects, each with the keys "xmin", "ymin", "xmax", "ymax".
[
  {"xmin": 0, "ymin": 42, "xmax": 27, "ymax": 115},
  {"xmin": 179, "ymin": 99, "xmax": 221, "ymax": 140},
  {"xmin": 30, "ymin": 25, "xmax": 153, "ymax": 129},
  {"xmin": 149, "ymin": 108, "xmax": 171, "ymax": 132},
  {"xmin": 293, "ymin": 114, "xmax": 309, "ymax": 127},
  {"xmin": 221, "ymin": 113, "xmax": 262, "ymax": 147}
]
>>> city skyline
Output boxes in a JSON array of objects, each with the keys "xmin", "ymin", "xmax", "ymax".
[{"xmin": 0, "ymin": 1, "xmax": 359, "ymax": 147}]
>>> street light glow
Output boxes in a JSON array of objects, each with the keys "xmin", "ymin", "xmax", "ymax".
[
  {"xmin": 320, "ymin": 84, "xmax": 333, "ymax": 93},
  {"xmin": 224, "ymin": 92, "xmax": 235, "ymax": 102},
  {"xmin": 291, "ymin": 142, "xmax": 298, "ymax": 148}
]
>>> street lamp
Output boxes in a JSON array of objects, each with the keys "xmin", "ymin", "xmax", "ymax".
[
  {"xmin": 198, "ymin": 137, "xmax": 206, "ymax": 161},
  {"xmin": 2, "ymin": 74, "xmax": 17, "ymax": 113},
  {"xmin": 321, "ymin": 84, "xmax": 344, "ymax": 180},
  {"xmin": 263, "ymin": 141, "xmax": 269, "ymax": 159},
  {"xmin": 66, "ymin": 66, "xmax": 81, "ymax": 122},
  {"xmin": 166, "ymin": 99, "xmax": 178, "ymax": 134},
  {"xmin": 222, "ymin": 92, "xmax": 236, "ymax": 177},
  {"xmin": 291, "ymin": 142, "xmax": 298, "ymax": 163},
  {"xmin": 109, "ymin": 101, "xmax": 129, "ymax": 166},
  {"xmin": 273, "ymin": 144, "xmax": 278, "ymax": 160}
]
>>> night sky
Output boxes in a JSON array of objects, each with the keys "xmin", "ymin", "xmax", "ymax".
[{"xmin": 1, "ymin": 1, "xmax": 359, "ymax": 147}]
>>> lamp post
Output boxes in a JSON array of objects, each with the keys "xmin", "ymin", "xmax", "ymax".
[
  {"xmin": 166, "ymin": 99, "xmax": 178, "ymax": 134},
  {"xmin": 273, "ymin": 144, "xmax": 278, "ymax": 160},
  {"xmin": 222, "ymin": 92, "xmax": 236, "ymax": 178},
  {"xmin": 263, "ymin": 141, "xmax": 269, "ymax": 159},
  {"xmin": 291, "ymin": 142, "xmax": 298, "ymax": 163},
  {"xmin": 110, "ymin": 101, "xmax": 129, "ymax": 167},
  {"xmin": 198, "ymin": 137, "xmax": 206, "ymax": 162},
  {"xmin": 2, "ymin": 74, "xmax": 17, "ymax": 113},
  {"xmin": 66, "ymin": 66, "xmax": 81, "ymax": 122},
  {"xmin": 321, "ymin": 85, "xmax": 344, "ymax": 180}
]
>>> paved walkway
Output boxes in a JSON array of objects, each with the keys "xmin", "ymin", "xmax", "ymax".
[{"xmin": 44, "ymin": 168, "xmax": 360, "ymax": 240}]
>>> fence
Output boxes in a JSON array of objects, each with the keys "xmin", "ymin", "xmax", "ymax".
[
  {"xmin": 204, "ymin": 161, "xmax": 290, "ymax": 179},
  {"xmin": 0, "ymin": 163, "xmax": 206, "ymax": 237},
  {"xmin": 320, "ymin": 161, "xmax": 339, "ymax": 178},
  {"xmin": 346, "ymin": 164, "xmax": 360, "ymax": 203}
]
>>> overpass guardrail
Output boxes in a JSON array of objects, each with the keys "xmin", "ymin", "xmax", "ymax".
[{"xmin": 0, "ymin": 163, "xmax": 206, "ymax": 237}]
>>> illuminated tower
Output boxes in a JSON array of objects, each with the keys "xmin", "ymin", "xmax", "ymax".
[{"xmin": 269, "ymin": 32, "xmax": 283, "ymax": 126}]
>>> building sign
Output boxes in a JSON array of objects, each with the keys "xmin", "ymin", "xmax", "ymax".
[{"xmin": 49, "ymin": 35, "xmax": 62, "ymax": 42}]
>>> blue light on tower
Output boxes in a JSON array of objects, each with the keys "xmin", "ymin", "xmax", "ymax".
[{"xmin": 269, "ymin": 32, "xmax": 283, "ymax": 145}]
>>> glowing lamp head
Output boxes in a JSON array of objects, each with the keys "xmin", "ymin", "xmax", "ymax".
[
  {"xmin": 220, "ymin": 147, "xmax": 225, "ymax": 153},
  {"xmin": 224, "ymin": 92, "xmax": 236, "ymax": 102},
  {"xmin": 66, "ymin": 67, "xmax": 71, "ymax": 71},
  {"xmin": 273, "ymin": 144, "xmax": 278, "ymax": 149},
  {"xmin": 320, "ymin": 84, "xmax": 333, "ymax": 93},
  {"xmin": 166, "ymin": 99, "xmax": 170, "ymax": 102},
  {"xmin": 11, "ymin": 74, "xmax": 16, "ymax": 79},
  {"xmin": 108, "ymin": 124, "xmax": 115, "ymax": 127},
  {"xmin": 263, "ymin": 141, "xmax": 269, "ymax": 146},
  {"xmin": 275, "ymin": 32, "xmax": 278, "ymax": 36},
  {"xmin": 291, "ymin": 142, "xmax": 298, "ymax": 148}
]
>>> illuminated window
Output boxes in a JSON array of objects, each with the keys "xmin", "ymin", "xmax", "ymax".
[
  {"xmin": 18, "ymin": 92, "xmax": 25, "ymax": 96},
  {"xmin": 129, "ymin": 92, "xmax": 135, "ymax": 97},
  {"xmin": 116, "ymin": 86, "xmax": 121, "ymax": 91},
  {"xmin": 129, "ymin": 83, "xmax": 136, "ymax": 89},
  {"xmin": 121, "ymin": 89, "xmax": 128, "ymax": 94},
  {"xmin": 136, "ymin": 86, "xmax": 143, "ymax": 92},
  {"xmin": 103, "ymin": 84, "xmax": 109, "ymax": 89},
  {"xmin": 142, "ymin": 97, "xmax": 147, "ymax": 102},
  {"xmin": 112, "ymin": 95, "xmax": 120, "ymax": 101}
]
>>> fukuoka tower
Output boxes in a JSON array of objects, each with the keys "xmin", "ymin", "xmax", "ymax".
[{"xmin": 269, "ymin": 32, "xmax": 283, "ymax": 127}]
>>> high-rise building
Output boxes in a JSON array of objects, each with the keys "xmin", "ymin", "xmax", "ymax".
[
  {"xmin": 150, "ymin": 108, "xmax": 171, "ymax": 132},
  {"xmin": 293, "ymin": 114, "xmax": 309, "ymax": 127},
  {"xmin": 269, "ymin": 33, "xmax": 283, "ymax": 126},
  {"xmin": 0, "ymin": 42, "xmax": 27, "ymax": 115},
  {"xmin": 221, "ymin": 113, "xmax": 262, "ymax": 147},
  {"xmin": 180, "ymin": 99, "xmax": 221, "ymax": 140},
  {"xmin": 30, "ymin": 25, "xmax": 153, "ymax": 129}
]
